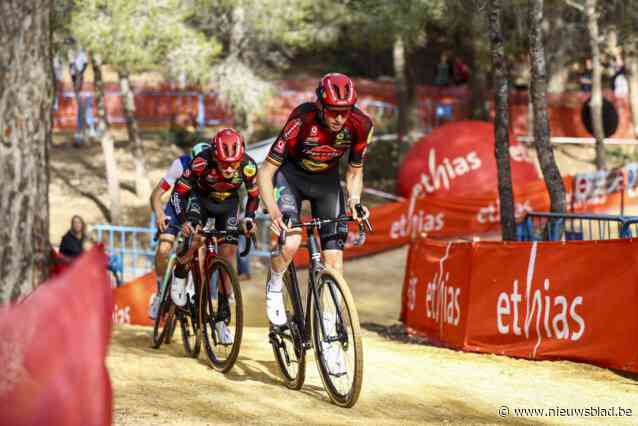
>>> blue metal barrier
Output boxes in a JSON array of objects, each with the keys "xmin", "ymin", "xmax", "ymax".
[
  {"xmin": 93, "ymin": 211, "xmax": 273, "ymax": 284},
  {"xmin": 92, "ymin": 224, "xmax": 158, "ymax": 285},
  {"xmin": 517, "ymin": 212, "xmax": 638, "ymax": 241}
]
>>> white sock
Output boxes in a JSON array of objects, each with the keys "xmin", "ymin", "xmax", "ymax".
[{"xmin": 267, "ymin": 269, "xmax": 284, "ymax": 292}]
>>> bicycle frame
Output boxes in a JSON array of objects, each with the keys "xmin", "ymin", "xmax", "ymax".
[{"xmin": 283, "ymin": 222, "xmax": 350, "ymax": 349}]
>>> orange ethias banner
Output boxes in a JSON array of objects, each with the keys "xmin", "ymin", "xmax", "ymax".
[
  {"xmin": 113, "ymin": 271, "xmax": 156, "ymax": 327},
  {"xmin": 401, "ymin": 237, "xmax": 638, "ymax": 373}
]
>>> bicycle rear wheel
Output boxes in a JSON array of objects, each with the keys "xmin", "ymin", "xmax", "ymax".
[
  {"xmin": 269, "ymin": 266, "xmax": 306, "ymax": 390},
  {"xmin": 200, "ymin": 257, "xmax": 243, "ymax": 372},
  {"xmin": 311, "ymin": 267, "xmax": 363, "ymax": 408}
]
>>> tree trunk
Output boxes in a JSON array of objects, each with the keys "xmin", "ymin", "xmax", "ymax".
[
  {"xmin": 118, "ymin": 70, "xmax": 151, "ymax": 202},
  {"xmin": 488, "ymin": 0, "xmax": 516, "ymax": 241},
  {"xmin": 585, "ymin": 0, "xmax": 606, "ymax": 170},
  {"xmin": 92, "ymin": 54, "xmax": 122, "ymax": 224},
  {"xmin": 0, "ymin": 0, "xmax": 52, "ymax": 302},
  {"xmin": 625, "ymin": 36, "xmax": 638, "ymax": 140},
  {"xmin": 468, "ymin": 14, "xmax": 490, "ymax": 120},
  {"xmin": 394, "ymin": 35, "xmax": 407, "ymax": 143},
  {"xmin": 528, "ymin": 0, "xmax": 566, "ymax": 214}
]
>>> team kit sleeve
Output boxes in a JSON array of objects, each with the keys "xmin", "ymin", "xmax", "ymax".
[
  {"xmin": 159, "ymin": 158, "xmax": 185, "ymax": 191},
  {"xmin": 349, "ymin": 118, "xmax": 374, "ymax": 168},
  {"xmin": 266, "ymin": 115, "xmax": 303, "ymax": 166},
  {"xmin": 171, "ymin": 152, "xmax": 208, "ymax": 221},
  {"xmin": 241, "ymin": 157, "xmax": 260, "ymax": 219}
]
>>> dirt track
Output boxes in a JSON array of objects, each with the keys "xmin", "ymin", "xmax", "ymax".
[{"xmin": 108, "ymin": 248, "xmax": 638, "ymax": 425}]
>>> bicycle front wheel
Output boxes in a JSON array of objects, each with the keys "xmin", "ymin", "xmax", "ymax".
[
  {"xmin": 311, "ymin": 267, "xmax": 363, "ymax": 408},
  {"xmin": 152, "ymin": 273, "xmax": 176, "ymax": 349},
  {"xmin": 269, "ymin": 266, "xmax": 306, "ymax": 390},
  {"xmin": 200, "ymin": 257, "xmax": 243, "ymax": 373}
]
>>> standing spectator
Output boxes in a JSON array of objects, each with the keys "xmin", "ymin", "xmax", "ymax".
[
  {"xmin": 59, "ymin": 215, "xmax": 87, "ymax": 259},
  {"xmin": 579, "ymin": 58, "xmax": 593, "ymax": 92},
  {"xmin": 434, "ymin": 51, "xmax": 451, "ymax": 87},
  {"xmin": 68, "ymin": 44, "xmax": 88, "ymax": 147}
]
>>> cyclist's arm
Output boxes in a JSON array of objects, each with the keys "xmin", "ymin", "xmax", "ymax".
[
  {"xmin": 257, "ymin": 160, "xmax": 280, "ymax": 216},
  {"xmin": 172, "ymin": 154, "xmax": 208, "ymax": 221},
  {"xmin": 345, "ymin": 164, "xmax": 364, "ymax": 206},
  {"xmin": 242, "ymin": 159, "xmax": 260, "ymax": 219},
  {"xmin": 150, "ymin": 183, "xmax": 166, "ymax": 218}
]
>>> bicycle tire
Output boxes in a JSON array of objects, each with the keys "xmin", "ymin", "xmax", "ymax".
[
  {"xmin": 152, "ymin": 256, "xmax": 176, "ymax": 348},
  {"xmin": 269, "ymin": 266, "xmax": 306, "ymax": 390},
  {"xmin": 200, "ymin": 257, "xmax": 243, "ymax": 373},
  {"xmin": 311, "ymin": 267, "xmax": 363, "ymax": 408},
  {"xmin": 180, "ymin": 310, "xmax": 201, "ymax": 357},
  {"xmin": 152, "ymin": 283, "xmax": 176, "ymax": 349}
]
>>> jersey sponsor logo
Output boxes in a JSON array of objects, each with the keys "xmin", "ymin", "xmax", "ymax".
[
  {"xmin": 301, "ymin": 159, "xmax": 331, "ymax": 172},
  {"xmin": 243, "ymin": 163, "xmax": 257, "ymax": 177},
  {"xmin": 304, "ymin": 145, "xmax": 342, "ymax": 162},
  {"xmin": 273, "ymin": 138, "xmax": 286, "ymax": 153},
  {"xmin": 183, "ymin": 168, "xmax": 192, "ymax": 178},
  {"xmin": 191, "ymin": 157, "xmax": 207, "ymax": 173},
  {"xmin": 210, "ymin": 191, "xmax": 233, "ymax": 201},
  {"xmin": 282, "ymin": 118, "xmax": 302, "ymax": 140},
  {"xmin": 334, "ymin": 128, "xmax": 352, "ymax": 147},
  {"xmin": 310, "ymin": 126, "xmax": 318, "ymax": 135}
]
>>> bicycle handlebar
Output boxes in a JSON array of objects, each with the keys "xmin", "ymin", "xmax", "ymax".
[
  {"xmin": 195, "ymin": 225, "xmax": 255, "ymax": 257},
  {"xmin": 277, "ymin": 205, "xmax": 372, "ymax": 250}
]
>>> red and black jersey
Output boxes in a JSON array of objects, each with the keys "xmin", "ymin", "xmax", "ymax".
[
  {"xmin": 172, "ymin": 148, "xmax": 259, "ymax": 219},
  {"xmin": 266, "ymin": 103, "xmax": 374, "ymax": 174}
]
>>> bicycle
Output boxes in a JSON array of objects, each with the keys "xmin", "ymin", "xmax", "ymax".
[
  {"xmin": 153, "ymin": 225, "xmax": 254, "ymax": 373},
  {"xmin": 268, "ymin": 207, "xmax": 372, "ymax": 407}
]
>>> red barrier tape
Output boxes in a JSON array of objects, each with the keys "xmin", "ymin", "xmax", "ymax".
[
  {"xmin": 402, "ymin": 237, "xmax": 638, "ymax": 373},
  {"xmin": 0, "ymin": 247, "xmax": 113, "ymax": 426}
]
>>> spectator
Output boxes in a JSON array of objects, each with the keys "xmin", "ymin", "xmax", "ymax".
[
  {"xmin": 59, "ymin": 215, "xmax": 87, "ymax": 259},
  {"xmin": 579, "ymin": 58, "xmax": 593, "ymax": 92},
  {"xmin": 452, "ymin": 57, "xmax": 470, "ymax": 85},
  {"xmin": 611, "ymin": 51, "xmax": 628, "ymax": 97},
  {"xmin": 434, "ymin": 51, "xmax": 451, "ymax": 87}
]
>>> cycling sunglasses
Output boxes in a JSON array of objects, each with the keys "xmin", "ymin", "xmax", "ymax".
[
  {"xmin": 218, "ymin": 160, "xmax": 241, "ymax": 170},
  {"xmin": 323, "ymin": 105, "xmax": 352, "ymax": 119}
]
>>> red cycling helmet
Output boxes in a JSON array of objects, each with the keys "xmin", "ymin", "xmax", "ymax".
[
  {"xmin": 213, "ymin": 128, "xmax": 245, "ymax": 163},
  {"xmin": 316, "ymin": 73, "xmax": 357, "ymax": 108}
]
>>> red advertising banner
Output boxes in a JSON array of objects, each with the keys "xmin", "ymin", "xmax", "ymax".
[
  {"xmin": 402, "ymin": 238, "xmax": 638, "ymax": 374},
  {"xmin": 0, "ymin": 247, "xmax": 113, "ymax": 426}
]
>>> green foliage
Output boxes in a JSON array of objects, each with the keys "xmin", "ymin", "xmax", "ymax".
[{"xmin": 70, "ymin": 0, "xmax": 221, "ymax": 80}]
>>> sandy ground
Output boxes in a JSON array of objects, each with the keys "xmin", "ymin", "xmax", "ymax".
[
  {"xmin": 107, "ymin": 248, "xmax": 638, "ymax": 425},
  {"xmin": 50, "ymin": 135, "xmax": 638, "ymax": 424}
]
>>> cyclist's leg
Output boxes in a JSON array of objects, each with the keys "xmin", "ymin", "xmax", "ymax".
[
  {"xmin": 155, "ymin": 202, "xmax": 180, "ymax": 288},
  {"xmin": 172, "ymin": 194, "xmax": 204, "ymax": 306},
  {"xmin": 271, "ymin": 168, "xmax": 304, "ymax": 270},
  {"xmin": 209, "ymin": 197, "xmax": 240, "ymax": 296},
  {"xmin": 267, "ymin": 169, "xmax": 303, "ymax": 325},
  {"xmin": 310, "ymin": 180, "xmax": 347, "ymax": 275}
]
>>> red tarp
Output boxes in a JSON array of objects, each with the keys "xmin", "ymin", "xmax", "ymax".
[{"xmin": 0, "ymin": 247, "xmax": 113, "ymax": 426}]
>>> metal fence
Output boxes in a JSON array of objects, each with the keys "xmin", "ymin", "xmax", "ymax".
[
  {"xmin": 516, "ymin": 211, "xmax": 638, "ymax": 242},
  {"xmin": 93, "ymin": 212, "xmax": 274, "ymax": 285}
]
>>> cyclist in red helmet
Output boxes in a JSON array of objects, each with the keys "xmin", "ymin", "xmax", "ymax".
[
  {"xmin": 257, "ymin": 73, "xmax": 373, "ymax": 328},
  {"xmin": 170, "ymin": 128, "xmax": 259, "ymax": 322}
]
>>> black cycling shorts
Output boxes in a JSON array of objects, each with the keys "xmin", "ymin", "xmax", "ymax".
[
  {"xmin": 274, "ymin": 162, "xmax": 348, "ymax": 251},
  {"xmin": 186, "ymin": 193, "xmax": 240, "ymax": 245}
]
